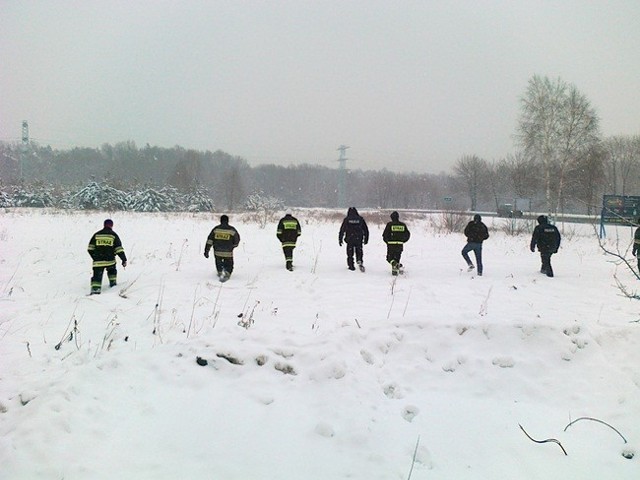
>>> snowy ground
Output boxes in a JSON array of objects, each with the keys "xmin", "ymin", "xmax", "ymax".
[{"xmin": 1, "ymin": 208, "xmax": 639, "ymax": 480}]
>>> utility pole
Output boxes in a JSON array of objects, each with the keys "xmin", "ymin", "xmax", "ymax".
[
  {"xmin": 336, "ymin": 145, "xmax": 349, "ymax": 208},
  {"xmin": 20, "ymin": 120, "xmax": 29, "ymax": 181}
]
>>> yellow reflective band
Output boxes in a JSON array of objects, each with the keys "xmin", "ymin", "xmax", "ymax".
[
  {"xmin": 93, "ymin": 260, "xmax": 116, "ymax": 267},
  {"xmin": 214, "ymin": 251, "xmax": 234, "ymax": 258},
  {"xmin": 283, "ymin": 221, "xmax": 298, "ymax": 229},
  {"xmin": 387, "ymin": 241, "xmax": 404, "ymax": 245},
  {"xmin": 214, "ymin": 228, "xmax": 235, "ymax": 241},
  {"xmin": 95, "ymin": 234, "xmax": 115, "ymax": 247},
  {"xmin": 282, "ymin": 242, "xmax": 297, "ymax": 247},
  {"xmin": 114, "ymin": 247, "xmax": 124, "ymax": 254},
  {"xmin": 391, "ymin": 225, "xmax": 405, "ymax": 232}
]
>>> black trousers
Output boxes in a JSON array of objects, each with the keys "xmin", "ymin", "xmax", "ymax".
[
  {"xmin": 386, "ymin": 244, "xmax": 404, "ymax": 265},
  {"xmin": 282, "ymin": 245, "xmax": 295, "ymax": 264},
  {"xmin": 91, "ymin": 265, "xmax": 117, "ymax": 291},
  {"xmin": 540, "ymin": 251, "xmax": 554, "ymax": 276},
  {"xmin": 215, "ymin": 256, "xmax": 234, "ymax": 275},
  {"xmin": 346, "ymin": 242, "xmax": 363, "ymax": 267}
]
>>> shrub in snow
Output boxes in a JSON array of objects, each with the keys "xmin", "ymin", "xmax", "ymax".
[
  {"xmin": 68, "ymin": 182, "xmax": 128, "ymax": 210},
  {"xmin": 13, "ymin": 188, "xmax": 54, "ymax": 208},
  {"xmin": 184, "ymin": 188, "xmax": 214, "ymax": 212},
  {"xmin": 244, "ymin": 191, "xmax": 284, "ymax": 228},
  {"xmin": 128, "ymin": 187, "xmax": 177, "ymax": 212},
  {"xmin": 0, "ymin": 190, "xmax": 12, "ymax": 207}
]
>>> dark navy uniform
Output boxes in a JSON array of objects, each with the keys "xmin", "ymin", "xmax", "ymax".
[
  {"xmin": 633, "ymin": 221, "xmax": 640, "ymax": 271},
  {"xmin": 530, "ymin": 215, "xmax": 561, "ymax": 277},
  {"xmin": 339, "ymin": 207, "xmax": 369, "ymax": 270}
]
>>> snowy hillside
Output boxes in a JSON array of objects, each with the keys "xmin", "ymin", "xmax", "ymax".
[{"xmin": 1, "ymin": 209, "xmax": 639, "ymax": 479}]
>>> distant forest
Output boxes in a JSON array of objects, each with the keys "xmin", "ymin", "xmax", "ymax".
[
  {"xmin": 0, "ymin": 135, "xmax": 638, "ymax": 214},
  {"xmin": 3, "ymin": 75, "xmax": 640, "ymax": 214}
]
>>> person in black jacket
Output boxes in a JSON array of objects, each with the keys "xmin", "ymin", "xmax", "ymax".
[
  {"xmin": 461, "ymin": 214, "xmax": 490, "ymax": 276},
  {"xmin": 87, "ymin": 219, "xmax": 127, "ymax": 294},
  {"xmin": 276, "ymin": 213, "xmax": 301, "ymax": 271},
  {"xmin": 632, "ymin": 218, "xmax": 640, "ymax": 271},
  {"xmin": 339, "ymin": 207, "xmax": 369, "ymax": 271},
  {"xmin": 204, "ymin": 215, "xmax": 241, "ymax": 282},
  {"xmin": 382, "ymin": 211, "xmax": 410, "ymax": 275},
  {"xmin": 530, "ymin": 215, "xmax": 561, "ymax": 277}
]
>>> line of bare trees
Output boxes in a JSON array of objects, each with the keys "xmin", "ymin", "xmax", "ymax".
[{"xmin": 454, "ymin": 75, "xmax": 640, "ymax": 216}]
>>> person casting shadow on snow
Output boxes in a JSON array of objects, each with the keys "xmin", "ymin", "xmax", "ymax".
[
  {"xmin": 204, "ymin": 215, "xmax": 240, "ymax": 282},
  {"xmin": 339, "ymin": 207, "xmax": 369, "ymax": 271},
  {"xmin": 87, "ymin": 219, "xmax": 127, "ymax": 294},
  {"xmin": 461, "ymin": 214, "xmax": 489, "ymax": 276},
  {"xmin": 530, "ymin": 215, "xmax": 561, "ymax": 277},
  {"xmin": 382, "ymin": 211, "xmax": 410, "ymax": 276}
]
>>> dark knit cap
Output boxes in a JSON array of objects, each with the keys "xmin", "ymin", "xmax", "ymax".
[
  {"xmin": 220, "ymin": 215, "xmax": 229, "ymax": 224},
  {"xmin": 390, "ymin": 211, "xmax": 399, "ymax": 221},
  {"xmin": 104, "ymin": 219, "xmax": 114, "ymax": 227}
]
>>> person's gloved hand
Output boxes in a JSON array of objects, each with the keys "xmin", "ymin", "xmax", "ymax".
[
  {"xmin": 204, "ymin": 251, "xmax": 209, "ymax": 258},
  {"xmin": 122, "ymin": 260, "xmax": 127, "ymax": 268},
  {"xmin": 339, "ymin": 240, "xmax": 343, "ymax": 247},
  {"xmin": 530, "ymin": 246, "xmax": 535, "ymax": 253}
]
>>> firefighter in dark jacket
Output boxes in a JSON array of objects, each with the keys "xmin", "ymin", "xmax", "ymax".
[
  {"xmin": 632, "ymin": 218, "xmax": 640, "ymax": 271},
  {"xmin": 204, "ymin": 215, "xmax": 241, "ymax": 281},
  {"xmin": 339, "ymin": 207, "xmax": 369, "ymax": 271},
  {"xmin": 382, "ymin": 211, "xmax": 410, "ymax": 275},
  {"xmin": 530, "ymin": 215, "xmax": 561, "ymax": 277},
  {"xmin": 87, "ymin": 219, "xmax": 127, "ymax": 294},
  {"xmin": 462, "ymin": 214, "xmax": 490, "ymax": 276},
  {"xmin": 276, "ymin": 213, "xmax": 301, "ymax": 271}
]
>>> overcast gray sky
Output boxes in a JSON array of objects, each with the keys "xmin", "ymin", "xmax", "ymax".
[{"xmin": 1, "ymin": 0, "xmax": 639, "ymax": 173}]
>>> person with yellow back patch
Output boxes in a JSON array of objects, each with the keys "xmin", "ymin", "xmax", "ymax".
[
  {"xmin": 204, "ymin": 215, "xmax": 241, "ymax": 282},
  {"xmin": 382, "ymin": 211, "xmax": 410, "ymax": 276},
  {"xmin": 276, "ymin": 213, "xmax": 301, "ymax": 271},
  {"xmin": 87, "ymin": 219, "xmax": 127, "ymax": 294}
]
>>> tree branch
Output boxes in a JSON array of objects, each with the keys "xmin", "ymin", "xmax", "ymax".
[{"xmin": 518, "ymin": 424, "xmax": 568, "ymax": 456}]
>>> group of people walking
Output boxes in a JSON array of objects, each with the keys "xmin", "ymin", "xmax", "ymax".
[
  {"xmin": 86, "ymin": 210, "xmax": 564, "ymax": 293},
  {"xmin": 460, "ymin": 213, "xmax": 561, "ymax": 278}
]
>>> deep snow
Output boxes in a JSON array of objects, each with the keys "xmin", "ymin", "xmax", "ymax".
[{"xmin": 1, "ymin": 209, "xmax": 639, "ymax": 479}]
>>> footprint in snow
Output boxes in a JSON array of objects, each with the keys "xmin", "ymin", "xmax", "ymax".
[{"xmin": 492, "ymin": 357, "xmax": 515, "ymax": 368}]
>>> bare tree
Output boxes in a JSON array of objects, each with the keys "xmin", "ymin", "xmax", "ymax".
[
  {"xmin": 516, "ymin": 75, "xmax": 601, "ymax": 215},
  {"xmin": 453, "ymin": 154, "xmax": 488, "ymax": 211},
  {"xmin": 567, "ymin": 144, "xmax": 606, "ymax": 214},
  {"xmin": 505, "ymin": 151, "xmax": 540, "ymax": 200},
  {"xmin": 603, "ymin": 135, "xmax": 640, "ymax": 196},
  {"xmin": 486, "ymin": 159, "xmax": 512, "ymax": 212}
]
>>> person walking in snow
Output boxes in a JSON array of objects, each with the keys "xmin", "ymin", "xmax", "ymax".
[
  {"xmin": 382, "ymin": 211, "xmax": 410, "ymax": 275},
  {"xmin": 339, "ymin": 207, "xmax": 369, "ymax": 271},
  {"xmin": 87, "ymin": 218, "xmax": 127, "ymax": 294},
  {"xmin": 461, "ymin": 214, "xmax": 489, "ymax": 276},
  {"xmin": 204, "ymin": 215, "xmax": 241, "ymax": 282},
  {"xmin": 276, "ymin": 213, "xmax": 301, "ymax": 271},
  {"xmin": 631, "ymin": 217, "xmax": 640, "ymax": 271},
  {"xmin": 530, "ymin": 215, "xmax": 561, "ymax": 277}
]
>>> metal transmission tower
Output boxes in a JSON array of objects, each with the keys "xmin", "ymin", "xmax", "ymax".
[
  {"xmin": 20, "ymin": 120, "xmax": 29, "ymax": 180},
  {"xmin": 336, "ymin": 145, "xmax": 350, "ymax": 208}
]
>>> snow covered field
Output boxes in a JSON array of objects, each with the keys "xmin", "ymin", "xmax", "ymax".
[{"xmin": 1, "ymin": 208, "xmax": 639, "ymax": 479}]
